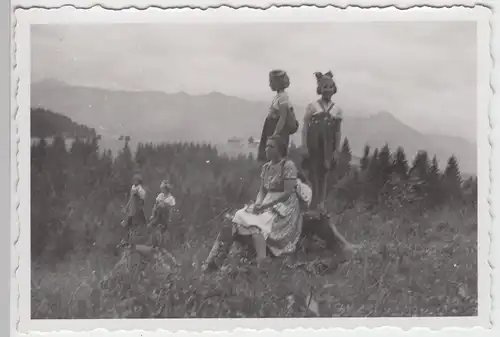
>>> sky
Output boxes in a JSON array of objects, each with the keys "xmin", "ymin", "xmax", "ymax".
[{"xmin": 31, "ymin": 22, "xmax": 477, "ymax": 142}]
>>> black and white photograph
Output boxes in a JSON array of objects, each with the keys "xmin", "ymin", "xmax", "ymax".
[{"xmin": 13, "ymin": 4, "xmax": 492, "ymax": 332}]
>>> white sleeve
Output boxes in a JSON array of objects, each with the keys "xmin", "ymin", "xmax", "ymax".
[
  {"xmin": 137, "ymin": 186, "xmax": 146, "ymax": 200},
  {"xmin": 165, "ymin": 195, "xmax": 176, "ymax": 206},
  {"xmin": 332, "ymin": 105, "xmax": 343, "ymax": 119}
]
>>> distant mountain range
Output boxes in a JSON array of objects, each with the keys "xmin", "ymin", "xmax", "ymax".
[{"xmin": 31, "ymin": 79, "xmax": 477, "ymax": 174}]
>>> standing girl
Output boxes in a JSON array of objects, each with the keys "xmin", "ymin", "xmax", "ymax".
[
  {"xmin": 257, "ymin": 70, "xmax": 299, "ymax": 162},
  {"xmin": 122, "ymin": 173, "xmax": 147, "ymax": 242},
  {"xmin": 301, "ymin": 71, "xmax": 343, "ymax": 211},
  {"xmin": 148, "ymin": 179, "xmax": 176, "ymax": 247},
  {"xmin": 149, "ymin": 179, "xmax": 176, "ymax": 227}
]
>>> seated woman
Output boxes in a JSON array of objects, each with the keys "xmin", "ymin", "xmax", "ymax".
[
  {"xmin": 203, "ymin": 136, "xmax": 360, "ymax": 272},
  {"xmin": 233, "ymin": 135, "xmax": 303, "ymax": 262}
]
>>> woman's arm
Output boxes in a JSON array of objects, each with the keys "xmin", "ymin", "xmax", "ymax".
[
  {"xmin": 302, "ymin": 104, "xmax": 314, "ymax": 150},
  {"xmin": 333, "ymin": 108, "xmax": 343, "ymax": 155},
  {"xmin": 259, "ymin": 180, "xmax": 295, "ymax": 210},
  {"xmin": 255, "ymin": 164, "xmax": 268, "ymax": 205},
  {"xmin": 273, "ymin": 95, "xmax": 288, "ymax": 136},
  {"xmin": 123, "ymin": 189, "xmax": 132, "ymax": 212},
  {"xmin": 255, "ymin": 182, "xmax": 266, "ymax": 205},
  {"xmin": 259, "ymin": 160, "xmax": 297, "ymax": 210},
  {"xmin": 334, "ymin": 119, "xmax": 342, "ymax": 152}
]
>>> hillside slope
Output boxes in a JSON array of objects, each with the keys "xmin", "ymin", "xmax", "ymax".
[{"xmin": 31, "ymin": 107, "xmax": 97, "ymax": 139}]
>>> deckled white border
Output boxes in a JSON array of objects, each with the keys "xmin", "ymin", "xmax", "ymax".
[{"xmin": 10, "ymin": 1, "xmax": 496, "ymax": 337}]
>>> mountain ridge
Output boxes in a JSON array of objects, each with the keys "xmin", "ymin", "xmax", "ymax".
[{"xmin": 30, "ymin": 79, "xmax": 477, "ymax": 174}]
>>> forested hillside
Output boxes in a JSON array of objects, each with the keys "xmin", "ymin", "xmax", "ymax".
[{"xmin": 31, "ymin": 120, "xmax": 478, "ymax": 318}]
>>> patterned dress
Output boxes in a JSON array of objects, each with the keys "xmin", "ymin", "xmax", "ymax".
[
  {"xmin": 232, "ymin": 159, "xmax": 303, "ymax": 256},
  {"xmin": 303, "ymin": 100, "xmax": 342, "ymax": 209}
]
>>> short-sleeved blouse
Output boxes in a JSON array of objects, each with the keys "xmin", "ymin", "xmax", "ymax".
[
  {"xmin": 156, "ymin": 192, "xmax": 176, "ymax": 208},
  {"xmin": 304, "ymin": 100, "xmax": 343, "ymax": 121},
  {"xmin": 268, "ymin": 92, "xmax": 293, "ymax": 119},
  {"xmin": 260, "ymin": 159, "xmax": 298, "ymax": 192}
]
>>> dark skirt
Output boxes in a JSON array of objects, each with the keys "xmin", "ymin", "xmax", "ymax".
[
  {"xmin": 125, "ymin": 209, "xmax": 147, "ymax": 245},
  {"xmin": 257, "ymin": 116, "xmax": 290, "ymax": 162},
  {"xmin": 126, "ymin": 209, "xmax": 146, "ymax": 227},
  {"xmin": 149, "ymin": 206, "xmax": 171, "ymax": 228}
]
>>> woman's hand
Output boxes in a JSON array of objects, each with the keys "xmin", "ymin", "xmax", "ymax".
[
  {"xmin": 253, "ymin": 203, "xmax": 265, "ymax": 214},
  {"xmin": 300, "ymin": 145, "xmax": 309, "ymax": 157},
  {"xmin": 332, "ymin": 149, "xmax": 340, "ymax": 162}
]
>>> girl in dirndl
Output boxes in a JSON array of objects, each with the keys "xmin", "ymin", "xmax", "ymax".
[
  {"xmin": 301, "ymin": 71, "xmax": 343, "ymax": 212},
  {"xmin": 235, "ymin": 135, "xmax": 303, "ymax": 261}
]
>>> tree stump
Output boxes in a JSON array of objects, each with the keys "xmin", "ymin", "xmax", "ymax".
[
  {"xmin": 300, "ymin": 211, "xmax": 344, "ymax": 254},
  {"xmin": 203, "ymin": 210, "xmax": 349, "ymax": 272}
]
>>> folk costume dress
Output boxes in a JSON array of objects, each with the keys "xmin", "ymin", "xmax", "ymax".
[
  {"xmin": 232, "ymin": 158, "xmax": 303, "ymax": 257},
  {"xmin": 302, "ymin": 71, "xmax": 342, "ymax": 210},
  {"xmin": 304, "ymin": 99, "xmax": 343, "ymax": 175}
]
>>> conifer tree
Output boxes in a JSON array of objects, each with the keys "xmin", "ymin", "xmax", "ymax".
[
  {"xmin": 410, "ymin": 150, "xmax": 430, "ymax": 180},
  {"xmin": 393, "ymin": 146, "xmax": 408, "ymax": 179},
  {"xmin": 114, "ymin": 136, "xmax": 135, "ymax": 194},
  {"xmin": 337, "ymin": 137, "xmax": 352, "ymax": 177},
  {"xmin": 360, "ymin": 144, "xmax": 370, "ymax": 170},
  {"xmin": 340, "ymin": 138, "xmax": 352, "ymax": 163},
  {"xmin": 32, "ymin": 138, "xmax": 48, "ymax": 173},
  {"xmin": 378, "ymin": 143, "xmax": 391, "ymax": 184},
  {"xmin": 443, "ymin": 155, "xmax": 462, "ymax": 199},
  {"xmin": 428, "ymin": 156, "xmax": 440, "ymax": 182},
  {"xmin": 368, "ymin": 148, "xmax": 379, "ymax": 175},
  {"xmin": 47, "ymin": 135, "xmax": 68, "ymax": 195},
  {"xmin": 425, "ymin": 155, "xmax": 446, "ymax": 206}
]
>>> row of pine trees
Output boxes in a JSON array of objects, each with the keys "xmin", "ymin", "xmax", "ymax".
[{"xmin": 31, "ymin": 134, "xmax": 476, "ymax": 262}]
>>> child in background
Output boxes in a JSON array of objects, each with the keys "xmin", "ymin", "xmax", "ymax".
[
  {"xmin": 149, "ymin": 180, "xmax": 176, "ymax": 226},
  {"xmin": 148, "ymin": 180, "xmax": 176, "ymax": 246},
  {"xmin": 121, "ymin": 173, "xmax": 147, "ymax": 242}
]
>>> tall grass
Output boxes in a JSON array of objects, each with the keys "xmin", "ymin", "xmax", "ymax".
[{"xmin": 31, "ymin": 141, "xmax": 477, "ymax": 318}]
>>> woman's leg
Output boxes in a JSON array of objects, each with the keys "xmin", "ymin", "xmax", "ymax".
[
  {"xmin": 309, "ymin": 164, "xmax": 320, "ymax": 210},
  {"xmin": 306, "ymin": 214, "xmax": 358, "ymax": 253},
  {"xmin": 252, "ymin": 233, "xmax": 267, "ymax": 261},
  {"xmin": 328, "ymin": 222, "xmax": 361, "ymax": 251},
  {"xmin": 148, "ymin": 208, "xmax": 159, "ymax": 227},
  {"xmin": 318, "ymin": 171, "xmax": 327, "ymax": 211}
]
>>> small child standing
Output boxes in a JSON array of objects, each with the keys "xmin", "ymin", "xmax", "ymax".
[
  {"xmin": 121, "ymin": 174, "xmax": 147, "ymax": 242},
  {"xmin": 149, "ymin": 180, "xmax": 176, "ymax": 227},
  {"xmin": 148, "ymin": 180, "xmax": 176, "ymax": 247}
]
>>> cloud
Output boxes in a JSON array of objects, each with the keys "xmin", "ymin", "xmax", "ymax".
[{"xmin": 31, "ymin": 21, "xmax": 477, "ymax": 142}]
